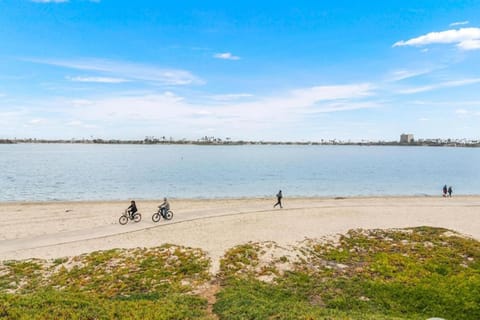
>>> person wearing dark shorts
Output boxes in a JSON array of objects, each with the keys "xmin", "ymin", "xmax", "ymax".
[{"xmin": 274, "ymin": 190, "xmax": 283, "ymax": 208}]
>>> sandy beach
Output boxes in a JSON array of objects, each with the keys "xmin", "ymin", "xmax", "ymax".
[{"xmin": 1, "ymin": 196, "xmax": 479, "ymax": 271}]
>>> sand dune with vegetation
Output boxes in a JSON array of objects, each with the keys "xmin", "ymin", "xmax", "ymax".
[{"xmin": 1, "ymin": 196, "xmax": 480, "ymax": 319}]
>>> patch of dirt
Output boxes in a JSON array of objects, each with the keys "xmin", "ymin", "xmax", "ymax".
[{"xmin": 194, "ymin": 280, "xmax": 221, "ymax": 319}]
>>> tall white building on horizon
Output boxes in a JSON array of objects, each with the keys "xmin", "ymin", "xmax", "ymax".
[{"xmin": 400, "ymin": 134, "xmax": 414, "ymax": 144}]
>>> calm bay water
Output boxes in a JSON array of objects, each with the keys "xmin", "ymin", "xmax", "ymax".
[{"xmin": 1, "ymin": 144, "xmax": 479, "ymax": 201}]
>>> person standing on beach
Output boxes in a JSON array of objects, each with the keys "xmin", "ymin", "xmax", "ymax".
[
  {"xmin": 443, "ymin": 185, "xmax": 448, "ymax": 197},
  {"xmin": 448, "ymin": 186, "xmax": 453, "ymax": 197},
  {"xmin": 274, "ymin": 190, "xmax": 283, "ymax": 208}
]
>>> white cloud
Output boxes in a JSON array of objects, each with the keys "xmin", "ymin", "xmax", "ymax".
[
  {"xmin": 26, "ymin": 58, "xmax": 203, "ymax": 85},
  {"xmin": 210, "ymin": 93, "xmax": 253, "ymax": 101},
  {"xmin": 2, "ymin": 81, "xmax": 378, "ymax": 139},
  {"xmin": 303, "ymin": 101, "xmax": 382, "ymax": 114},
  {"xmin": 457, "ymin": 39, "xmax": 480, "ymax": 50},
  {"xmin": 411, "ymin": 99, "xmax": 480, "ymax": 107},
  {"xmin": 289, "ymin": 83, "xmax": 374, "ymax": 105},
  {"xmin": 67, "ymin": 120, "xmax": 84, "ymax": 126},
  {"xmin": 387, "ymin": 69, "xmax": 433, "ymax": 82},
  {"xmin": 66, "ymin": 120, "xmax": 97, "ymax": 128},
  {"xmin": 213, "ymin": 52, "xmax": 241, "ymax": 60},
  {"xmin": 399, "ymin": 78, "xmax": 480, "ymax": 94},
  {"xmin": 51, "ymin": 83, "xmax": 376, "ymax": 138},
  {"xmin": 28, "ymin": 119, "xmax": 46, "ymax": 125},
  {"xmin": 393, "ymin": 27, "xmax": 480, "ymax": 51},
  {"xmin": 450, "ymin": 21, "xmax": 469, "ymax": 27},
  {"xmin": 455, "ymin": 109, "xmax": 480, "ymax": 117},
  {"xmin": 71, "ymin": 99, "xmax": 94, "ymax": 106},
  {"xmin": 67, "ymin": 76, "xmax": 129, "ymax": 83},
  {"xmin": 192, "ymin": 110, "xmax": 213, "ymax": 117}
]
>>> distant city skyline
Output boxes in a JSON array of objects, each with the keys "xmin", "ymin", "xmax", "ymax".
[
  {"xmin": 3, "ymin": 133, "xmax": 479, "ymax": 147},
  {"xmin": 1, "ymin": 1, "xmax": 480, "ymax": 141}
]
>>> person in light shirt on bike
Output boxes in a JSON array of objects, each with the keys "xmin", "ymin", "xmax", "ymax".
[{"xmin": 159, "ymin": 197, "xmax": 170, "ymax": 217}]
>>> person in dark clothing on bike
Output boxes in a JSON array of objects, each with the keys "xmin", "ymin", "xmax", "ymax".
[
  {"xmin": 442, "ymin": 185, "xmax": 448, "ymax": 197},
  {"xmin": 159, "ymin": 197, "xmax": 170, "ymax": 216},
  {"xmin": 274, "ymin": 190, "xmax": 283, "ymax": 208},
  {"xmin": 127, "ymin": 200, "xmax": 138, "ymax": 219}
]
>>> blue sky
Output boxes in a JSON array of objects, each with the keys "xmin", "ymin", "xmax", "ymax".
[{"xmin": 1, "ymin": 0, "xmax": 480, "ymax": 141}]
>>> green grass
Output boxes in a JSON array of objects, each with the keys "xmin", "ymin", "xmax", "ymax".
[
  {"xmin": 214, "ymin": 278, "xmax": 408, "ymax": 320},
  {"xmin": 215, "ymin": 227, "xmax": 480, "ymax": 320},
  {"xmin": 1, "ymin": 227, "xmax": 479, "ymax": 319},
  {"xmin": 0, "ymin": 245, "xmax": 214, "ymax": 319},
  {"xmin": 0, "ymin": 290, "xmax": 212, "ymax": 320}
]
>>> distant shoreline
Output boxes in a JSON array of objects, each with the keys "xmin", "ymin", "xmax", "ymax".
[
  {"xmin": 1, "ymin": 139, "xmax": 479, "ymax": 147},
  {"xmin": 2, "ymin": 194, "xmax": 479, "ymax": 205}
]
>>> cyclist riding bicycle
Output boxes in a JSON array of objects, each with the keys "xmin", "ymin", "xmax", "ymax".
[
  {"xmin": 159, "ymin": 197, "xmax": 170, "ymax": 216},
  {"xmin": 127, "ymin": 200, "xmax": 138, "ymax": 219}
]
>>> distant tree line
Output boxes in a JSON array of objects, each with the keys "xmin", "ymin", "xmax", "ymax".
[{"xmin": 1, "ymin": 137, "xmax": 479, "ymax": 147}]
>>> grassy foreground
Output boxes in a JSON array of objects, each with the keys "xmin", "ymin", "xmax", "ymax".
[
  {"xmin": 0, "ymin": 245, "xmax": 213, "ymax": 319},
  {"xmin": 1, "ymin": 227, "xmax": 479, "ymax": 319}
]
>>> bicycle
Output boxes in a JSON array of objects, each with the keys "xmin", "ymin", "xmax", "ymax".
[
  {"xmin": 119, "ymin": 209, "xmax": 142, "ymax": 225},
  {"xmin": 152, "ymin": 207, "xmax": 174, "ymax": 222}
]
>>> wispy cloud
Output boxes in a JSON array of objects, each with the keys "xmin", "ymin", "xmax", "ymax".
[
  {"xmin": 393, "ymin": 27, "xmax": 480, "ymax": 51},
  {"xmin": 450, "ymin": 21, "xmax": 469, "ymax": 27},
  {"xmin": 88, "ymin": 83, "xmax": 374, "ymax": 119},
  {"xmin": 399, "ymin": 78, "xmax": 480, "ymax": 94},
  {"xmin": 0, "ymin": 80, "xmax": 382, "ymax": 140},
  {"xmin": 303, "ymin": 101, "xmax": 382, "ymax": 114},
  {"xmin": 66, "ymin": 120, "xmax": 97, "ymax": 128},
  {"xmin": 47, "ymin": 83, "xmax": 376, "ymax": 137},
  {"xmin": 26, "ymin": 58, "xmax": 203, "ymax": 85},
  {"xmin": 387, "ymin": 69, "xmax": 433, "ymax": 82},
  {"xmin": 455, "ymin": 108, "xmax": 480, "ymax": 117},
  {"xmin": 213, "ymin": 52, "xmax": 241, "ymax": 60},
  {"xmin": 66, "ymin": 76, "xmax": 129, "ymax": 83},
  {"xmin": 210, "ymin": 93, "xmax": 253, "ymax": 101},
  {"xmin": 287, "ymin": 83, "xmax": 374, "ymax": 106},
  {"xmin": 27, "ymin": 118, "xmax": 47, "ymax": 125},
  {"xmin": 411, "ymin": 99, "xmax": 480, "ymax": 107}
]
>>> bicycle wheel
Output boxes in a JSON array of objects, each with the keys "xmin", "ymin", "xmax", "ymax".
[
  {"xmin": 133, "ymin": 213, "xmax": 142, "ymax": 223},
  {"xmin": 152, "ymin": 212, "xmax": 161, "ymax": 222},
  {"xmin": 119, "ymin": 215, "xmax": 128, "ymax": 225},
  {"xmin": 165, "ymin": 210, "xmax": 173, "ymax": 220}
]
